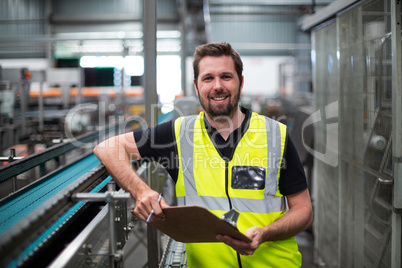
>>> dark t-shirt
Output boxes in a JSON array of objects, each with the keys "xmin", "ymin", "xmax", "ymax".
[{"xmin": 133, "ymin": 108, "xmax": 307, "ymax": 196}]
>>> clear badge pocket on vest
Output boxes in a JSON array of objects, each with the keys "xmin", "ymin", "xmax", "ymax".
[{"xmin": 231, "ymin": 166, "xmax": 266, "ymax": 190}]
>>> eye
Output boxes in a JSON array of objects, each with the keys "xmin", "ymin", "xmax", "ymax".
[
  {"xmin": 203, "ymin": 76, "xmax": 212, "ymax": 81},
  {"xmin": 222, "ymin": 75, "xmax": 232, "ymax": 80}
]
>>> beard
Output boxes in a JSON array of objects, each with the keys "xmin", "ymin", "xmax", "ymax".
[{"xmin": 197, "ymin": 87, "xmax": 241, "ymax": 122}]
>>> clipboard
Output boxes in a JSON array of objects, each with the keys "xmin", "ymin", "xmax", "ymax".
[{"xmin": 149, "ymin": 206, "xmax": 252, "ymax": 243}]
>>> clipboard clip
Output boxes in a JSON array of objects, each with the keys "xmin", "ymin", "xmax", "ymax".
[{"xmin": 220, "ymin": 209, "xmax": 240, "ymax": 228}]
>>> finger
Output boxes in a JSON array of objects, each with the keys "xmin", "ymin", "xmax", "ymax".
[
  {"xmin": 217, "ymin": 234, "xmax": 252, "ymax": 253},
  {"xmin": 131, "ymin": 207, "xmax": 145, "ymax": 221},
  {"xmin": 160, "ymin": 198, "xmax": 170, "ymax": 208},
  {"xmin": 239, "ymin": 249, "xmax": 255, "ymax": 256},
  {"xmin": 136, "ymin": 202, "xmax": 152, "ymax": 221},
  {"xmin": 150, "ymin": 196, "xmax": 166, "ymax": 217},
  {"xmin": 245, "ymin": 226, "xmax": 259, "ymax": 239},
  {"xmin": 137, "ymin": 195, "xmax": 154, "ymax": 213},
  {"xmin": 134, "ymin": 195, "xmax": 154, "ymax": 221},
  {"xmin": 221, "ymin": 235, "xmax": 250, "ymax": 248},
  {"xmin": 217, "ymin": 232, "xmax": 258, "ymax": 256},
  {"xmin": 132, "ymin": 206, "xmax": 148, "ymax": 222},
  {"xmin": 153, "ymin": 199, "xmax": 169, "ymax": 219}
]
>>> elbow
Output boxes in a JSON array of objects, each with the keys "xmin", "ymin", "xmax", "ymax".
[
  {"xmin": 93, "ymin": 145, "xmax": 98, "ymax": 155},
  {"xmin": 93, "ymin": 137, "xmax": 122, "ymax": 163},
  {"xmin": 93, "ymin": 144, "xmax": 99, "ymax": 157},
  {"xmin": 308, "ymin": 210, "xmax": 314, "ymax": 229},
  {"xmin": 93, "ymin": 145, "xmax": 101, "ymax": 162},
  {"xmin": 93, "ymin": 142, "xmax": 104, "ymax": 160},
  {"xmin": 305, "ymin": 206, "xmax": 314, "ymax": 229}
]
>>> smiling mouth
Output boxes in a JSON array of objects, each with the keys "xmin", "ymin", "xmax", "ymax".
[{"xmin": 211, "ymin": 96, "xmax": 228, "ymax": 101}]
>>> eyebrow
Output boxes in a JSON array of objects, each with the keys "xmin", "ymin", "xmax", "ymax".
[
  {"xmin": 200, "ymin": 71, "xmax": 234, "ymax": 79},
  {"xmin": 221, "ymin": 72, "xmax": 234, "ymax": 76}
]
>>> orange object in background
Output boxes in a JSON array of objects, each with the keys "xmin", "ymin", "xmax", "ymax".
[
  {"xmin": 29, "ymin": 88, "xmax": 62, "ymax": 97},
  {"xmin": 24, "ymin": 70, "xmax": 32, "ymax": 80},
  {"xmin": 29, "ymin": 87, "xmax": 144, "ymax": 98}
]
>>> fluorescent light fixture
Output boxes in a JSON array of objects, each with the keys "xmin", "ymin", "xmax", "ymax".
[
  {"xmin": 124, "ymin": 56, "xmax": 144, "ymax": 76},
  {"xmin": 80, "ymin": 55, "xmax": 144, "ymax": 75},
  {"xmin": 157, "ymin": 30, "xmax": 181, "ymax": 38},
  {"xmin": 157, "ymin": 55, "xmax": 182, "ymax": 102},
  {"xmin": 157, "ymin": 39, "xmax": 181, "ymax": 52},
  {"xmin": 80, "ymin": 56, "xmax": 124, "ymax": 68},
  {"xmin": 55, "ymin": 31, "xmax": 143, "ymax": 40}
]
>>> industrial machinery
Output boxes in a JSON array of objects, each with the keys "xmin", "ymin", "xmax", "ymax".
[
  {"xmin": 0, "ymin": 124, "xmax": 121, "ymax": 267},
  {"xmin": 0, "ymin": 123, "xmax": 188, "ymax": 268},
  {"xmin": 0, "ymin": 66, "xmax": 145, "ymax": 156},
  {"xmin": 0, "ymin": 63, "xmax": 196, "ymax": 267}
]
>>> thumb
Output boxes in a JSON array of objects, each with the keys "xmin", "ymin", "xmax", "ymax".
[
  {"xmin": 245, "ymin": 226, "xmax": 260, "ymax": 241},
  {"xmin": 160, "ymin": 198, "xmax": 170, "ymax": 208},
  {"xmin": 245, "ymin": 226, "xmax": 258, "ymax": 236}
]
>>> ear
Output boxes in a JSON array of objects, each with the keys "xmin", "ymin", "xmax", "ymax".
[{"xmin": 193, "ymin": 79, "xmax": 199, "ymax": 96}]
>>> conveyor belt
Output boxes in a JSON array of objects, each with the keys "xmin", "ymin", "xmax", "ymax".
[
  {"xmin": 0, "ymin": 153, "xmax": 111, "ymax": 268},
  {"xmin": 159, "ymin": 237, "xmax": 187, "ymax": 268},
  {"xmin": 6, "ymin": 175, "xmax": 111, "ymax": 268},
  {"xmin": 0, "ymin": 153, "xmax": 100, "ymax": 236}
]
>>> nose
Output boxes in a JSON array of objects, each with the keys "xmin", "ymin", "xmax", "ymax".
[{"xmin": 212, "ymin": 78, "xmax": 223, "ymax": 90}]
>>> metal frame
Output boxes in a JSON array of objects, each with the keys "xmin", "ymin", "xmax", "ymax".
[
  {"xmin": 0, "ymin": 123, "xmax": 119, "ymax": 183},
  {"xmin": 180, "ymin": 0, "xmax": 188, "ymax": 96},
  {"xmin": 301, "ymin": 0, "xmax": 360, "ymax": 31},
  {"xmin": 0, "ymin": 161, "xmax": 109, "ymax": 268},
  {"xmin": 70, "ymin": 182, "xmax": 131, "ymax": 268},
  {"xmin": 47, "ymin": 163, "xmax": 152, "ymax": 268},
  {"xmin": 391, "ymin": 1, "xmax": 402, "ymax": 267},
  {"xmin": 159, "ymin": 237, "xmax": 186, "ymax": 268},
  {"xmin": 143, "ymin": 1, "xmax": 161, "ymax": 268},
  {"xmin": 47, "ymin": 202, "xmax": 110, "ymax": 268}
]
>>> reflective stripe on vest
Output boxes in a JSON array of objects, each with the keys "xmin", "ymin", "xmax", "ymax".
[
  {"xmin": 176, "ymin": 113, "xmax": 285, "ymax": 214},
  {"xmin": 177, "ymin": 195, "xmax": 285, "ymax": 213}
]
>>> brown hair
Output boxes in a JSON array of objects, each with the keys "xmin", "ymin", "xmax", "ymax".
[{"xmin": 193, "ymin": 42, "xmax": 243, "ymax": 86}]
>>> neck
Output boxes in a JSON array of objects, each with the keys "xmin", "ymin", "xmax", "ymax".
[{"xmin": 204, "ymin": 106, "xmax": 245, "ymax": 140}]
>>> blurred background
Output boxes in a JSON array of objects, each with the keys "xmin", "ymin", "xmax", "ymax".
[{"xmin": 0, "ymin": 0, "xmax": 401, "ymax": 267}]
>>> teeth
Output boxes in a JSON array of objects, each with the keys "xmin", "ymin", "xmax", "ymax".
[{"xmin": 213, "ymin": 97, "xmax": 226, "ymax": 100}]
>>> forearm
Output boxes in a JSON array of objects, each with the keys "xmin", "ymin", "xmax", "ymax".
[
  {"xmin": 94, "ymin": 133, "xmax": 168, "ymax": 222},
  {"xmin": 216, "ymin": 189, "xmax": 313, "ymax": 255},
  {"xmin": 260, "ymin": 198, "xmax": 313, "ymax": 242},
  {"xmin": 93, "ymin": 135, "xmax": 149, "ymax": 199}
]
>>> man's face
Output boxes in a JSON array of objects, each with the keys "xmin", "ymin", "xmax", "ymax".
[{"xmin": 194, "ymin": 56, "xmax": 243, "ymax": 121}]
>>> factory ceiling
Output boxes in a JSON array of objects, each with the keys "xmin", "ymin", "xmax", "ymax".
[{"xmin": 0, "ymin": 0, "xmax": 334, "ymax": 59}]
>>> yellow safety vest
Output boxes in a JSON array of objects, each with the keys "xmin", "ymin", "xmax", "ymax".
[{"xmin": 174, "ymin": 112, "xmax": 302, "ymax": 268}]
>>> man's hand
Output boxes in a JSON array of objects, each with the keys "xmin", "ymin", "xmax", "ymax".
[
  {"xmin": 94, "ymin": 133, "xmax": 171, "ymax": 223},
  {"xmin": 132, "ymin": 189, "xmax": 169, "ymax": 222},
  {"xmin": 216, "ymin": 226, "xmax": 263, "ymax": 255},
  {"xmin": 216, "ymin": 189, "xmax": 313, "ymax": 255}
]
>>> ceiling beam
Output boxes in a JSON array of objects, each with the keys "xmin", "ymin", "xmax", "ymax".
[
  {"xmin": 209, "ymin": 0, "xmax": 333, "ymax": 6},
  {"xmin": 49, "ymin": 14, "xmax": 179, "ymax": 24}
]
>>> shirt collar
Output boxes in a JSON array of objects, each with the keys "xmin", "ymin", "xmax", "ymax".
[{"xmin": 202, "ymin": 106, "xmax": 251, "ymax": 136}]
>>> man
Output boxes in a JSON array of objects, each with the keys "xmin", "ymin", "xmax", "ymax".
[{"xmin": 94, "ymin": 42, "xmax": 313, "ymax": 267}]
